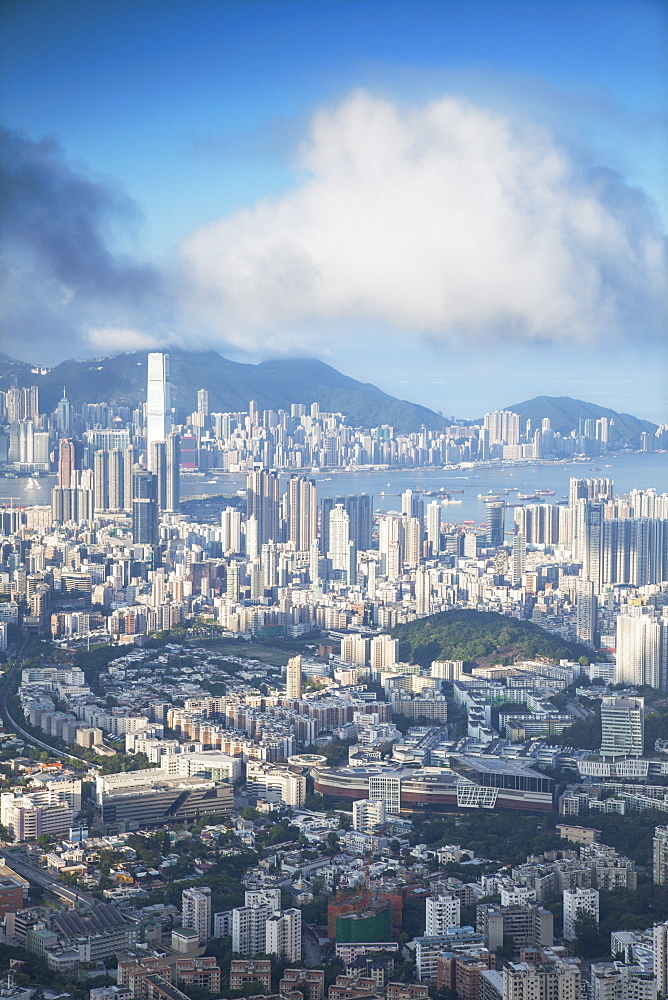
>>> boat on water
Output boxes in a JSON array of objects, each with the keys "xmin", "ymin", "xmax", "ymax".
[
  {"xmin": 441, "ymin": 498, "xmax": 463, "ymax": 504},
  {"xmin": 478, "ymin": 493, "xmax": 501, "ymax": 500},
  {"xmin": 535, "ymin": 489, "xmax": 555, "ymax": 495}
]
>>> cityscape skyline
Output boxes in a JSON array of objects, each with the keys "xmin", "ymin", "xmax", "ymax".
[{"xmin": 1, "ymin": 0, "xmax": 666, "ymax": 423}]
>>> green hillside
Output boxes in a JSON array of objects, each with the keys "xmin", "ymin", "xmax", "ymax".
[
  {"xmin": 504, "ymin": 395, "xmax": 656, "ymax": 441},
  {"xmin": 392, "ymin": 609, "xmax": 593, "ymax": 667}
]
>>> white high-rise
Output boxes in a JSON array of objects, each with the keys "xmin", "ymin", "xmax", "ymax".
[
  {"xmin": 182, "ymin": 886, "xmax": 211, "ymax": 944},
  {"xmin": 286, "ymin": 655, "xmax": 303, "ymax": 700},
  {"xmin": 266, "ymin": 908, "xmax": 301, "ymax": 961},
  {"xmin": 328, "ymin": 504, "xmax": 350, "ymax": 571},
  {"xmin": 353, "ymin": 798, "xmax": 386, "ymax": 832},
  {"xmin": 563, "ymin": 887, "xmax": 599, "ymax": 941},
  {"xmin": 425, "ymin": 894, "xmax": 460, "ymax": 935},
  {"xmin": 232, "ymin": 903, "xmax": 272, "ymax": 955},
  {"xmin": 616, "ymin": 612, "xmax": 667, "ymax": 689},
  {"xmin": 146, "ymin": 353, "xmax": 171, "ymax": 469}
]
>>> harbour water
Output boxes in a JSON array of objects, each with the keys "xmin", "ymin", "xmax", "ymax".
[{"xmin": 2, "ymin": 451, "xmax": 666, "ymax": 525}]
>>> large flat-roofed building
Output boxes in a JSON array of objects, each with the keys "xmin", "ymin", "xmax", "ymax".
[
  {"xmin": 313, "ymin": 756, "xmax": 553, "ymax": 814},
  {"xmin": 93, "ymin": 769, "xmax": 233, "ymax": 831},
  {"xmin": 0, "ymin": 864, "xmax": 29, "ymax": 917}
]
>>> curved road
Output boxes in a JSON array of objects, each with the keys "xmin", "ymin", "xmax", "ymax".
[{"xmin": 0, "ymin": 639, "xmax": 90, "ymax": 765}]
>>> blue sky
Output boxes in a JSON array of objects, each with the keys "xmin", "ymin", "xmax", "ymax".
[{"xmin": 1, "ymin": 0, "xmax": 666, "ymax": 421}]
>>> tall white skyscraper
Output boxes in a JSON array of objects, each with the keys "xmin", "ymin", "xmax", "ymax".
[
  {"xmin": 616, "ymin": 612, "xmax": 667, "ymax": 689},
  {"xmin": 146, "ymin": 352, "xmax": 171, "ymax": 469}
]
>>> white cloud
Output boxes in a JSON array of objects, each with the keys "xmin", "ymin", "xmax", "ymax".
[
  {"xmin": 180, "ymin": 89, "xmax": 666, "ymax": 352},
  {"xmin": 87, "ymin": 327, "xmax": 176, "ymax": 352}
]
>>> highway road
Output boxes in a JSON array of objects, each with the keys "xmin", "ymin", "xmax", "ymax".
[{"xmin": 1, "ymin": 851, "xmax": 98, "ymax": 907}]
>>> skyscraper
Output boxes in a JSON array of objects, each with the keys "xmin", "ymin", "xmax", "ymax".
[
  {"xmin": 246, "ymin": 469, "xmax": 280, "ymax": 545},
  {"xmin": 485, "ymin": 501, "xmax": 506, "ymax": 548},
  {"xmin": 286, "ymin": 476, "xmax": 317, "ymax": 551},
  {"xmin": 146, "ymin": 352, "xmax": 171, "ymax": 469},
  {"xmin": 165, "ymin": 431, "xmax": 180, "ymax": 512},
  {"xmin": 57, "ymin": 439, "xmax": 77, "ymax": 488},
  {"xmin": 616, "ymin": 613, "xmax": 667, "ymax": 689},
  {"xmin": 286, "ymin": 655, "xmax": 302, "ymax": 699},
  {"xmin": 328, "ymin": 504, "xmax": 350, "ymax": 571},
  {"xmin": 575, "ymin": 580, "xmax": 596, "ymax": 647},
  {"xmin": 132, "ymin": 466, "xmax": 158, "ymax": 546},
  {"xmin": 182, "ymin": 886, "xmax": 212, "ymax": 945}
]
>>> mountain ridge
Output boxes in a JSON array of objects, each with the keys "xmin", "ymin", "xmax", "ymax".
[
  {"xmin": 0, "ymin": 350, "xmax": 446, "ymax": 433},
  {"xmin": 0, "ymin": 351, "xmax": 658, "ymax": 438}
]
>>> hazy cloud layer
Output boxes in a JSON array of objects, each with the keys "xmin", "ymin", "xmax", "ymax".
[{"xmin": 181, "ymin": 90, "xmax": 666, "ymax": 351}]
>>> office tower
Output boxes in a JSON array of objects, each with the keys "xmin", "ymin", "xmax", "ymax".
[
  {"xmin": 108, "ymin": 448, "xmax": 124, "ymax": 511},
  {"xmin": 93, "ymin": 451, "xmax": 108, "ymax": 512},
  {"xmin": 246, "ymin": 469, "xmax": 280, "ymax": 545},
  {"xmin": 146, "ymin": 352, "xmax": 171, "ymax": 468},
  {"xmin": 55, "ymin": 389, "xmax": 72, "ymax": 434},
  {"xmin": 131, "ymin": 467, "xmax": 158, "ymax": 546},
  {"xmin": 345, "ymin": 539, "xmax": 357, "ymax": 586},
  {"xmin": 197, "ymin": 388, "xmax": 209, "ymax": 419},
  {"xmin": 286, "ymin": 476, "xmax": 317, "ymax": 551},
  {"xmin": 221, "ymin": 507, "xmax": 242, "ymax": 554},
  {"xmin": 655, "ymin": 920, "xmax": 668, "ymax": 996},
  {"xmin": 426, "ymin": 501, "xmax": 441, "ymax": 554},
  {"xmin": 165, "ymin": 431, "xmax": 180, "ymax": 512},
  {"xmin": 511, "ymin": 525, "xmax": 526, "ymax": 587},
  {"xmin": 654, "ymin": 827, "xmax": 668, "ymax": 886},
  {"xmin": 182, "ymin": 886, "xmax": 211, "ymax": 944},
  {"xmin": 58, "ymin": 439, "xmax": 76, "ymax": 488},
  {"xmin": 600, "ymin": 697, "xmax": 644, "ymax": 758},
  {"xmin": 425, "ymin": 895, "xmax": 461, "ymax": 935},
  {"xmin": 485, "ymin": 501, "xmax": 506, "ymax": 548},
  {"xmin": 286, "ymin": 655, "xmax": 302, "ymax": 700},
  {"xmin": 563, "ymin": 887, "xmax": 599, "ymax": 941},
  {"xmin": 150, "ymin": 441, "xmax": 167, "ymax": 511},
  {"xmin": 328, "ymin": 504, "xmax": 350, "ymax": 571},
  {"xmin": 266, "ymin": 909, "xmax": 301, "ymax": 962},
  {"xmin": 353, "ymin": 493, "xmax": 373, "ymax": 551},
  {"xmin": 575, "ymin": 580, "xmax": 597, "ymax": 647},
  {"xmin": 616, "ymin": 613, "xmax": 667, "ymax": 689},
  {"xmin": 577, "ymin": 501, "xmax": 604, "ymax": 589},
  {"xmin": 232, "ymin": 903, "xmax": 273, "ymax": 955}
]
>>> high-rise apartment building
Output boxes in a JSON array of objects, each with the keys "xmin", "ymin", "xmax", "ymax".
[
  {"xmin": 232, "ymin": 903, "xmax": 272, "ymax": 955},
  {"xmin": 181, "ymin": 886, "xmax": 211, "ymax": 944},
  {"xmin": 563, "ymin": 887, "xmax": 599, "ymax": 941},
  {"xmin": 502, "ymin": 960, "xmax": 580, "ymax": 1000},
  {"xmin": 146, "ymin": 352, "xmax": 171, "ymax": 468},
  {"xmin": 286, "ymin": 476, "xmax": 317, "ymax": 551},
  {"xmin": 329, "ymin": 504, "xmax": 351, "ymax": 572},
  {"xmin": 653, "ymin": 826, "xmax": 668, "ymax": 886},
  {"xmin": 575, "ymin": 580, "xmax": 597, "ymax": 647},
  {"xmin": 352, "ymin": 798, "xmax": 386, "ymax": 832},
  {"xmin": 616, "ymin": 613, "xmax": 667, "ymax": 689},
  {"xmin": 286, "ymin": 655, "xmax": 302, "ymax": 700},
  {"xmin": 246, "ymin": 469, "xmax": 280, "ymax": 545},
  {"xmin": 266, "ymin": 908, "xmax": 302, "ymax": 962},
  {"xmin": 425, "ymin": 895, "xmax": 461, "ymax": 936},
  {"xmin": 654, "ymin": 919, "xmax": 668, "ymax": 996}
]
